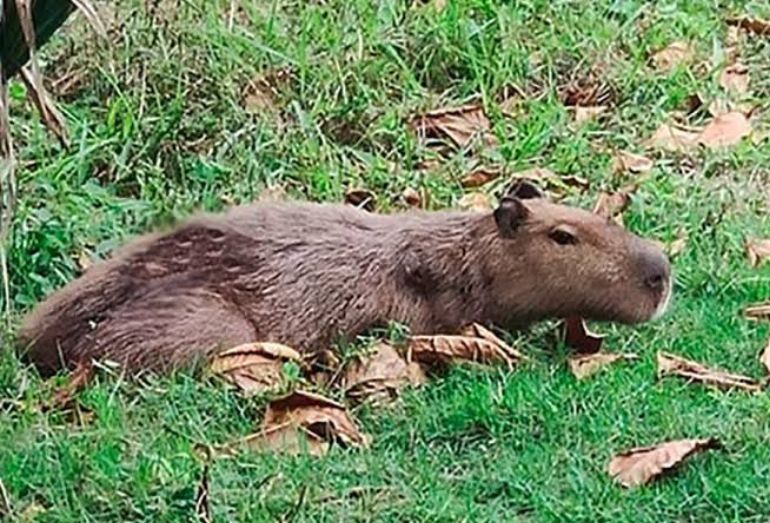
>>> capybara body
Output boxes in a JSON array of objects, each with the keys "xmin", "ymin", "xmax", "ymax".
[{"xmin": 18, "ymin": 185, "xmax": 672, "ymax": 375}]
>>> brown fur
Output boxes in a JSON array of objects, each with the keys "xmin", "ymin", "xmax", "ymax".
[{"xmin": 18, "ymin": 189, "xmax": 671, "ymax": 376}]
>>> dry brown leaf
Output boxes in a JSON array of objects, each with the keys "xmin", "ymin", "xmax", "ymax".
[
  {"xmin": 411, "ymin": 104, "xmax": 498, "ymax": 149},
  {"xmin": 568, "ymin": 352, "xmax": 638, "ymax": 379},
  {"xmin": 561, "ymin": 316, "xmax": 604, "ymax": 354},
  {"xmin": 745, "ymin": 301, "xmax": 770, "ymax": 320},
  {"xmin": 343, "ymin": 343, "xmax": 426, "ymax": 404},
  {"xmin": 646, "ymin": 122, "xmax": 701, "ymax": 151},
  {"xmin": 573, "ymin": 106, "xmax": 607, "ymax": 125},
  {"xmin": 651, "ymin": 233, "xmax": 687, "ymax": 258},
  {"xmin": 746, "ymin": 238, "xmax": 770, "ymax": 267},
  {"xmin": 593, "ymin": 189, "xmax": 632, "ymax": 221},
  {"xmin": 19, "ymin": 67, "xmax": 69, "ymax": 148},
  {"xmin": 612, "ymin": 150, "xmax": 653, "ymax": 175},
  {"xmin": 210, "ymin": 342, "xmax": 302, "ymax": 394},
  {"xmin": 264, "ymin": 390, "xmax": 369, "ymax": 448},
  {"xmin": 408, "ymin": 330, "xmax": 522, "ymax": 370},
  {"xmin": 697, "ymin": 111, "xmax": 752, "ymax": 148},
  {"xmin": 401, "ymin": 187, "xmax": 423, "ymax": 208},
  {"xmin": 657, "ymin": 352, "xmax": 762, "ymax": 392},
  {"xmin": 42, "ymin": 360, "xmax": 94, "ymax": 412},
  {"xmin": 345, "ymin": 188, "xmax": 377, "ymax": 212},
  {"xmin": 257, "ymin": 185, "xmax": 288, "ymax": 202},
  {"xmin": 461, "ymin": 166, "xmax": 502, "ymax": 188},
  {"xmin": 608, "ymin": 438, "xmax": 720, "ymax": 488},
  {"xmin": 651, "ymin": 41, "xmax": 694, "ymax": 71},
  {"xmin": 727, "ymin": 17, "xmax": 770, "ymax": 36},
  {"xmin": 719, "ymin": 63, "xmax": 750, "ymax": 94},
  {"xmin": 240, "ymin": 422, "xmax": 330, "ymax": 457},
  {"xmin": 460, "ymin": 322, "xmax": 526, "ymax": 361},
  {"xmin": 195, "ymin": 463, "xmax": 211, "ymax": 523},
  {"xmin": 241, "ymin": 68, "xmax": 291, "ymax": 117},
  {"xmin": 458, "ymin": 192, "xmax": 492, "ymax": 212},
  {"xmin": 761, "ymin": 337, "xmax": 770, "ymax": 375}
]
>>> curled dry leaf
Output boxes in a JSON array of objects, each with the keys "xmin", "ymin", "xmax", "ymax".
[
  {"xmin": 42, "ymin": 360, "xmax": 94, "ymax": 412},
  {"xmin": 612, "ymin": 150, "xmax": 653, "ymax": 175},
  {"xmin": 411, "ymin": 104, "xmax": 498, "ymax": 150},
  {"xmin": 458, "ymin": 192, "xmax": 492, "ymax": 212},
  {"xmin": 210, "ymin": 342, "xmax": 302, "ymax": 394},
  {"xmin": 240, "ymin": 422, "xmax": 329, "ymax": 457},
  {"xmin": 573, "ymin": 106, "xmax": 607, "ymax": 125},
  {"xmin": 646, "ymin": 122, "xmax": 701, "ymax": 152},
  {"xmin": 461, "ymin": 165, "xmax": 502, "ymax": 188},
  {"xmin": 651, "ymin": 41, "xmax": 694, "ymax": 71},
  {"xmin": 745, "ymin": 301, "xmax": 770, "ymax": 320},
  {"xmin": 345, "ymin": 188, "xmax": 377, "ymax": 212},
  {"xmin": 761, "ymin": 338, "xmax": 770, "ymax": 375},
  {"xmin": 408, "ymin": 326, "xmax": 523, "ymax": 370},
  {"xmin": 745, "ymin": 238, "xmax": 770, "ymax": 267},
  {"xmin": 561, "ymin": 316, "xmax": 604, "ymax": 354},
  {"xmin": 657, "ymin": 352, "xmax": 762, "ymax": 392},
  {"xmin": 401, "ymin": 187, "xmax": 423, "ymax": 208},
  {"xmin": 697, "ymin": 111, "xmax": 751, "ymax": 148},
  {"xmin": 343, "ymin": 343, "xmax": 426, "ymax": 404},
  {"xmin": 608, "ymin": 438, "xmax": 720, "ymax": 488},
  {"xmin": 719, "ymin": 63, "xmax": 749, "ymax": 95},
  {"xmin": 264, "ymin": 390, "xmax": 369, "ymax": 448},
  {"xmin": 460, "ymin": 322, "xmax": 526, "ymax": 361},
  {"xmin": 727, "ymin": 17, "xmax": 770, "ymax": 36},
  {"xmin": 593, "ymin": 188, "xmax": 633, "ymax": 222},
  {"xmin": 568, "ymin": 352, "xmax": 638, "ymax": 380}
]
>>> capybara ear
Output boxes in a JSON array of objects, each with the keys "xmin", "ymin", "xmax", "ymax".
[
  {"xmin": 494, "ymin": 197, "xmax": 530, "ymax": 238},
  {"xmin": 506, "ymin": 179, "xmax": 545, "ymax": 200}
]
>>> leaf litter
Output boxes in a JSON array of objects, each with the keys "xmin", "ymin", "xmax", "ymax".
[
  {"xmin": 612, "ymin": 150, "xmax": 653, "ymax": 175},
  {"xmin": 719, "ymin": 63, "xmax": 749, "ymax": 95},
  {"xmin": 41, "ymin": 360, "xmax": 95, "ymax": 413},
  {"xmin": 561, "ymin": 316, "xmax": 604, "ymax": 354},
  {"xmin": 651, "ymin": 41, "xmax": 694, "ymax": 71},
  {"xmin": 657, "ymin": 352, "xmax": 763, "ymax": 392},
  {"xmin": 746, "ymin": 238, "xmax": 770, "ymax": 267},
  {"xmin": 411, "ymin": 103, "xmax": 498, "ymax": 150},
  {"xmin": 343, "ymin": 343, "xmax": 426, "ymax": 405},
  {"xmin": 608, "ymin": 438, "xmax": 721, "ymax": 488},
  {"xmin": 210, "ymin": 342, "xmax": 302, "ymax": 395},
  {"xmin": 568, "ymin": 352, "xmax": 638, "ymax": 380}
]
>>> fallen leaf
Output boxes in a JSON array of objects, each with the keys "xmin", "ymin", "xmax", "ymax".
[
  {"xmin": 719, "ymin": 63, "xmax": 749, "ymax": 94},
  {"xmin": 657, "ymin": 352, "xmax": 762, "ymax": 392},
  {"xmin": 257, "ymin": 184, "xmax": 288, "ymax": 202},
  {"xmin": 343, "ymin": 343, "xmax": 426, "ymax": 404},
  {"xmin": 745, "ymin": 301, "xmax": 770, "ymax": 320},
  {"xmin": 345, "ymin": 188, "xmax": 377, "ymax": 212},
  {"xmin": 42, "ymin": 360, "xmax": 94, "ymax": 412},
  {"xmin": 568, "ymin": 352, "xmax": 638, "ymax": 379},
  {"xmin": 401, "ymin": 187, "xmax": 423, "ymax": 208},
  {"xmin": 408, "ymin": 330, "xmax": 523, "ymax": 370},
  {"xmin": 264, "ymin": 390, "xmax": 369, "ymax": 448},
  {"xmin": 612, "ymin": 150, "xmax": 653, "ymax": 175},
  {"xmin": 195, "ymin": 464, "xmax": 211, "ymax": 523},
  {"xmin": 593, "ymin": 189, "xmax": 632, "ymax": 221},
  {"xmin": 411, "ymin": 104, "xmax": 498, "ymax": 150},
  {"xmin": 19, "ymin": 67, "xmax": 69, "ymax": 147},
  {"xmin": 210, "ymin": 342, "xmax": 302, "ymax": 394},
  {"xmin": 697, "ymin": 111, "xmax": 751, "ymax": 148},
  {"xmin": 561, "ymin": 316, "xmax": 604, "ymax": 354},
  {"xmin": 727, "ymin": 17, "xmax": 770, "ymax": 36},
  {"xmin": 458, "ymin": 192, "xmax": 492, "ymax": 212},
  {"xmin": 461, "ymin": 165, "xmax": 502, "ymax": 188},
  {"xmin": 651, "ymin": 41, "xmax": 694, "ymax": 71},
  {"xmin": 746, "ymin": 238, "xmax": 770, "ymax": 267},
  {"xmin": 762, "ymin": 338, "xmax": 770, "ymax": 374},
  {"xmin": 646, "ymin": 122, "xmax": 701, "ymax": 152},
  {"xmin": 573, "ymin": 106, "xmax": 607, "ymax": 125},
  {"xmin": 240, "ymin": 422, "xmax": 330, "ymax": 457},
  {"xmin": 460, "ymin": 322, "xmax": 526, "ymax": 362},
  {"xmin": 608, "ymin": 438, "xmax": 720, "ymax": 488},
  {"xmin": 76, "ymin": 250, "xmax": 94, "ymax": 272}
]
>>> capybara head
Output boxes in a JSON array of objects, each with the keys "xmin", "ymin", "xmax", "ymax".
[{"xmin": 486, "ymin": 180, "xmax": 672, "ymax": 325}]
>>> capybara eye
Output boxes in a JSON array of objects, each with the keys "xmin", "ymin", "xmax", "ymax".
[{"xmin": 549, "ymin": 228, "xmax": 577, "ymax": 246}]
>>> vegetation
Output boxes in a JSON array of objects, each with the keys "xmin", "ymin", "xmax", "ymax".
[{"xmin": 2, "ymin": 1, "xmax": 770, "ymax": 521}]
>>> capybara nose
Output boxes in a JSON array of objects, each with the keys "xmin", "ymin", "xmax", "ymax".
[
  {"xmin": 644, "ymin": 272, "xmax": 666, "ymax": 292},
  {"xmin": 632, "ymin": 239, "xmax": 671, "ymax": 293}
]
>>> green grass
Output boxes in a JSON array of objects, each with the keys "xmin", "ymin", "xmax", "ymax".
[{"xmin": 4, "ymin": 0, "xmax": 770, "ymax": 521}]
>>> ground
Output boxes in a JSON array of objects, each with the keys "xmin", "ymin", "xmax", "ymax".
[{"xmin": 3, "ymin": 1, "xmax": 770, "ymax": 521}]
